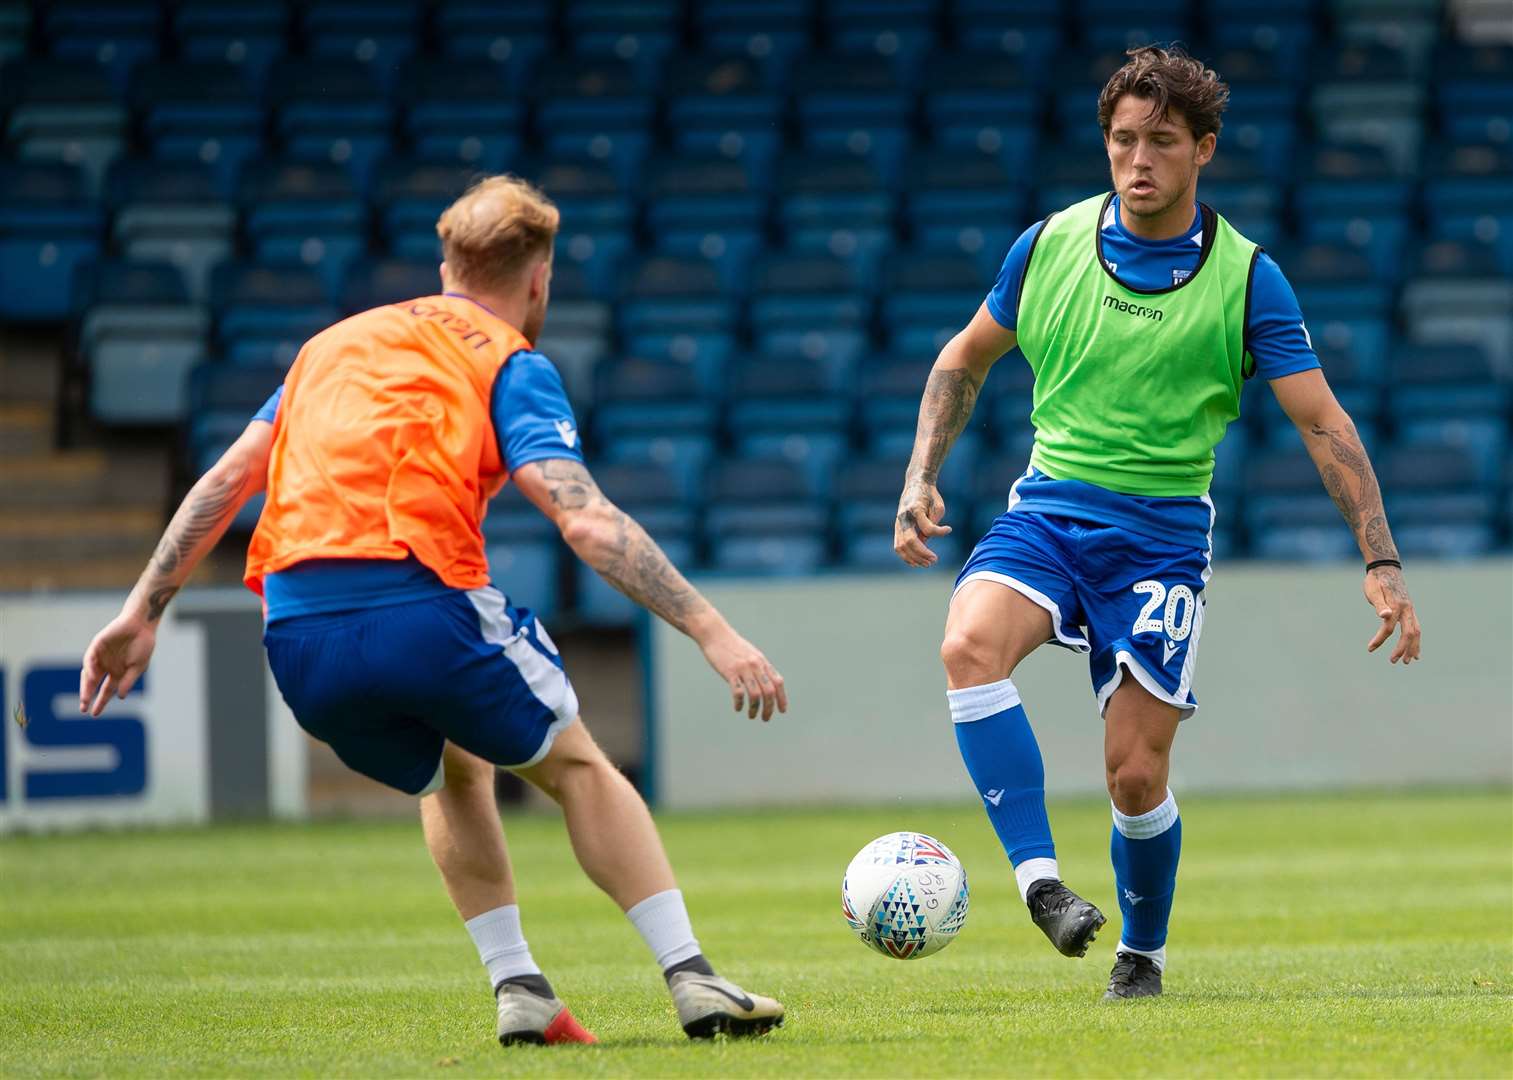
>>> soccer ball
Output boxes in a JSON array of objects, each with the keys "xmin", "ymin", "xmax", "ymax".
[{"xmin": 841, "ymin": 831, "xmax": 970, "ymax": 959}]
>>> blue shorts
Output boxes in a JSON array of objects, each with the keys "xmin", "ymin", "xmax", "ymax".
[
  {"xmin": 264, "ymin": 587, "xmax": 579, "ymax": 795},
  {"xmin": 955, "ymin": 511, "xmax": 1212, "ymax": 718}
]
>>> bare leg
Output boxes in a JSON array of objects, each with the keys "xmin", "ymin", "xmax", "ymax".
[
  {"xmin": 515, "ymin": 719, "xmax": 676, "ymax": 911},
  {"xmin": 940, "ymin": 579, "xmax": 1055, "ymax": 687},
  {"xmin": 421, "ymin": 743, "xmax": 516, "ymax": 919},
  {"xmin": 1103, "ymin": 678, "xmax": 1181, "ymax": 815}
]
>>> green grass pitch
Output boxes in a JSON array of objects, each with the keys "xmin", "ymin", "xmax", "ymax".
[{"xmin": 2, "ymin": 790, "xmax": 1509, "ymax": 1078}]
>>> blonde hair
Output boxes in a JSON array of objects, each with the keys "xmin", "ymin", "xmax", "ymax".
[{"xmin": 435, "ymin": 175, "xmax": 560, "ymax": 293}]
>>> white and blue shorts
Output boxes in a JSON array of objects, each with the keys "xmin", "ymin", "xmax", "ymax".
[
  {"xmin": 955, "ymin": 510, "xmax": 1211, "ymax": 719},
  {"xmin": 264, "ymin": 587, "xmax": 579, "ymax": 794}
]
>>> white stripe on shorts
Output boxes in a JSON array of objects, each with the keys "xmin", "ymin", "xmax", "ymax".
[{"xmin": 466, "ymin": 585, "xmax": 580, "ymax": 768}]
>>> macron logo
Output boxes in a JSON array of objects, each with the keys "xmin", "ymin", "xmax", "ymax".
[
  {"xmin": 1124, "ymin": 888, "xmax": 1144, "ymax": 906},
  {"xmin": 1163, "ymin": 640, "xmax": 1179, "ymax": 666},
  {"xmin": 1102, "ymin": 294, "xmax": 1164, "ymax": 321},
  {"xmin": 554, "ymin": 419, "xmax": 578, "ymax": 449},
  {"xmin": 983, "ymin": 789, "xmax": 1004, "ymax": 807}
]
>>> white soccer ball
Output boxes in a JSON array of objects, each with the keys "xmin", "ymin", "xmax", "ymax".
[{"xmin": 841, "ymin": 831, "xmax": 970, "ymax": 959}]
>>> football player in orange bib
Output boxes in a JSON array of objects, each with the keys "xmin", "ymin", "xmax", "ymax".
[{"xmin": 80, "ymin": 176, "xmax": 788, "ymax": 1046}]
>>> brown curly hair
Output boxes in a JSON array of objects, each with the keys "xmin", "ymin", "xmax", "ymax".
[
  {"xmin": 436, "ymin": 175, "xmax": 560, "ymax": 294},
  {"xmin": 1097, "ymin": 45, "xmax": 1230, "ymax": 140}
]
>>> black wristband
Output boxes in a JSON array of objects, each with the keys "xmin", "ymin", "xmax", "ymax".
[{"xmin": 1365, "ymin": 559, "xmax": 1402, "ymax": 573}]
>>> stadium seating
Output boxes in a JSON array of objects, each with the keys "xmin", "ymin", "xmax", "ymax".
[{"xmin": 1, "ymin": 0, "xmax": 1505, "ymax": 621}]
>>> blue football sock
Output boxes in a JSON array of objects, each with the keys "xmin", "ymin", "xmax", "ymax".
[
  {"xmin": 949, "ymin": 679, "xmax": 1057, "ymax": 899},
  {"xmin": 1109, "ymin": 790, "xmax": 1182, "ymax": 967}
]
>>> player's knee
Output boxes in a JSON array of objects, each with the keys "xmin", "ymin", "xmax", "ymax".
[
  {"xmin": 1105, "ymin": 756, "xmax": 1164, "ymax": 813},
  {"xmin": 940, "ymin": 627, "xmax": 1004, "ymax": 687}
]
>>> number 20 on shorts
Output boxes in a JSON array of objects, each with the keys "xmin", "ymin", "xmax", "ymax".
[{"xmin": 1131, "ymin": 580, "xmax": 1196, "ymax": 641}]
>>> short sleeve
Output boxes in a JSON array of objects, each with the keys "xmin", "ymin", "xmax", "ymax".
[
  {"xmin": 985, "ymin": 220, "xmax": 1046, "ymax": 331},
  {"xmin": 1248, "ymin": 252, "xmax": 1322, "ymax": 381},
  {"xmin": 252, "ymin": 386, "xmax": 283, "ymax": 424},
  {"xmin": 491, "ymin": 350, "xmax": 584, "ymax": 472}
]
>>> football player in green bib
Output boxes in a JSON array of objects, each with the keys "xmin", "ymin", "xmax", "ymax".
[{"xmin": 893, "ymin": 46, "xmax": 1422, "ymax": 1000}]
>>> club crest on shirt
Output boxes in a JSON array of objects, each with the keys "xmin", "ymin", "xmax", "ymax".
[{"xmin": 1171, "ymin": 268, "xmax": 1193, "ymax": 285}]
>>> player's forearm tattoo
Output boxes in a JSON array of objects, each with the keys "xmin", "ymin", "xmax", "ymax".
[
  {"xmin": 1307, "ymin": 420, "xmax": 1399, "ymax": 563},
  {"xmin": 540, "ymin": 462, "xmax": 709, "ymax": 634},
  {"xmin": 908, "ymin": 366, "xmax": 982, "ymax": 486},
  {"xmin": 136, "ymin": 457, "xmax": 253, "ymax": 623}
]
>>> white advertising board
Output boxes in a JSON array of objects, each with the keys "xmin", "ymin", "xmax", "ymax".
[{"xmin": 0, "ymin": 597, "xmax": 208, "ymax": 832}]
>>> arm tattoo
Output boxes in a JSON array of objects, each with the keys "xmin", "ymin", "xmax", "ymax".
[
  {"xmin": 897, "ymin": 366, "xmax": 982, "ymax": 535},
  {"xmin": 540, "ymin": 461, "xmax": 709, "ymax": 634},
  {"xmin": 1307, "ymin": 421, "xmax": 1399, "ymax": 562},
  {"xmin": 910, "ymin": 367, "xmax": 982, "ymax": 486},
  {"xmin": 136, "ymin": 457, "xmax": 253, "ymax": 624}
]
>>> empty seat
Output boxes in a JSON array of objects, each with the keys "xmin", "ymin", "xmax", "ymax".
[
  {"xmin": 210, "ymin": 263, "xmax": 339, "ymax": 367},
  {"xmin": 593, "ymin": 359, "xmax": 717, "ymax": 444},
  {"xmin": 434, "ymin": 0, "xmax": 550, "ymax": 88},
  {"xmin": 342, "ymin": 259, "xmax": 441, "ymax": 312},
  {"xmin": 267, "ymin": 59, "xmax": 391, "ymax": 191},
  {"xmin": 108, "ymin": 158, "xmax": 236, "ymax": 301},
  {"xmin": 372, "ymin": 159, "xmax": 482, "ymax": 260},
  {"xmin": 0, "ymin": 160, "xmax": 102, "ymax": 322},
  {"xmin": 239, "ymin": 162, "xmax": 367, "ymax": 298},
  {"xmin": 3, "ymin": 60, "xmax": 127, "ymax": 197},
  {"xmin": 399, "ymin": 58, "xmax": 521, "ymax": 173},
  {"xmin": 173, "ymin": 0, "xmax": 288, "ymax": 88}
]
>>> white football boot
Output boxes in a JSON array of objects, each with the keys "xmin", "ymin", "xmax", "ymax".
[
  {"xmin": 667, "ymin": 971, "xmax": 785, "ymax": 1039},
  {"xmin": 495, "ymin": 982, "xmax": 597, "ymax": 1046}
]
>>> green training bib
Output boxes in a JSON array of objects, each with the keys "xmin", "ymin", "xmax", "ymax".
[{"xmin": 1014, "ymin": 192, "xmax": 1259, "ymax": 497}]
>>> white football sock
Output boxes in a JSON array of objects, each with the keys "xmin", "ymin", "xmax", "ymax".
[
  {"xmin": 626, "ymin": 888, "xmax": 702, "ymax": 970},
  {"xmin": 1117, "ymin": 940, "xmax": 1167, "ymax": 973},
  {"xmin": 1014, "ymin": 857, "xmax": 1061, "ymax": 902},
  {"xmin": 464, "ymin": 904, "xmax": 540, "ymax": 989}
]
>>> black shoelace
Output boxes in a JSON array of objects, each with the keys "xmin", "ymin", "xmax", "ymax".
[{"xmin": 1108, "ymin": 954, "xmax": 1141, "ymax": 991}]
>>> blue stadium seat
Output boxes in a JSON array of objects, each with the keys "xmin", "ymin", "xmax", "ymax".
[
  {"xmin": 1295, "ymin": 142, "xmax": 1413, "ymax": 275},
  {"xmin": 172, "ymin": 0, "xmax": 288, "ymax": 90},
  {"xmin": 1433, "ymin": 42, "xmax": 1513, "ymax": 146},
  {"xmin": 1309, "ymin": 43, "xmax": 1425, "ymax": 172},
  {"xmin": 536, "ymin": 160, "xmax": 634, "ymax": 294},
  {"xmin": 1208, "ymin": 0, "xmax": 1320, "ymax": 78},
  {"xmin": 593, "ymin": 359, "xmax": 718, "ymax": 444},
  {"xmin": 726, "ymin": 356, "xmax": 852, "ymax": 495},
  {"xmin": 239, "ymin": 162, "xmax": 367, "ymax": 299},
  {"xmin": 880, "ymin": 251, "xmax": 987, "ymax": 359},
  {"xmin": 565, "ymin": 0, "xmax": 679, "ymax": 89},
  {"xmin": 486, "ymin": 541, "xmax": 562, "ymax": 618},
  {"xmin": 1201, "ymin": 150, "xmax": 1283, "ymax": 243},
  {"xmin": 1032, "ymin": 147, "xmax": 1113, "ymax": 219},
  {"xmin": 1210, "ymin": 47, "xmax": 1303, "ymax": 181},
  {"xmin": 399, "ymin": 59, "xmax": 522, "ymax": 174},
  {"xmin": 134, "ymin": 62, "xmax": 263, "ymax": 195},
  {"xmin": 903, "ymin": 148, "xmax": 1026, "ymax": 273},
  {"xmin": 1244, "ymin": 445, "xmax": 1360, "ymax": 559},
  {"xmin": 580, "ymin": 461, "xmax": 700, "ymax": 618},
  {"xmin": 792, "ymin": 54, "xmax": 913, "ymax": 181},
  {"xmin": 645, "ymin": 157, "xmax": 766, "ymax": 291},
  {"xmin": 603, "ymin": 434, "xmax": 715, "ymax": 504},
  {"xmin": 922, "ymin": 50, "xmax": 1041, "ymax": 174},
  {"xmin": 372, "ymin": 160, "xmax": 480, "ymax": 261},
  {"xmin": 186, "ymin": 360, "xmax": 285, "ymax": 455},
  {"xmin": 776, "ymin": 155, "xmax": 895, "ymax": 287},
  {"xmin": 1386, "ymin": 342, "xmax": 1510, "ymax": 423},
  {"xmin": 434, "ymin": 0, "xmax": 550, "ymax": 89},
  {"xmin": 43, "ymin": 1, "xmax": 161, "ymax": 90},
  {"xmin": 1423, "ymin": 143, "xmax": 1513, "ymax": 276},
  {"xmin": 0, "ymin": 2, "xmax": 30, "ymax": 66},
  {"xmin": 695, "ymin": 0, "xmax": 813, "ymax": 86},
  {"xmin": 704, "ymin": 459, "xmax": 829, "ymax": 564},
  {"xmin": 825, "ymin": 0, "xmax": 938, "ymax": 78},
  {"xmin": 209, "ymin": 263, "xmax": 339, "ymax": 368},
  {"xmin": 106, "ymin": 158, "xmax": 235, "ymax": 303},
  {"xmin": 268, "ymin": 60, "xmax": 391, "ymax": 192},
  {"xmin": 618, "ymin": 256, "xmax": 737, "ymax": 377},
  {"xmin": 951, "ymin": 0, "xmax": 1064, "ymax": 80},
  {"xmin": 0, "ymin": 160, "xmax": 102, "ymax": 322},
  {"xmin": 1379, "ymin": 444, "xmax": 1498, "ymax": 558},
  {"xmin": 78, "ymin": 260, "xmax": 208, "ymax": 425},
  {"xmin": 342, "ymin": 259, "xmax": 440, "ymax": 313},
  {"xmin": 1400, "ymin": 241, "xmax": 1513, "ymax": 369},
  {"xmin": 665, "ymin": 54, "xmax": 782, "ymax": 183},
  {"xmin": 750, "ymin": 252, "xmax": 871, "ymax": 366},
  {"xmin": 3, "ymin": 61, "xmax": 127, "ymax": 198},
  {"xmin": 301, "ymin": 0, "xmax": 422, "ymax": 86},
  {"xmin": 858, "ymin": 355, "xmax": 931, "ymax": 441},
  {"xmin": 535, "ymin": 57, "xmax": 654, "ymax": 187}
]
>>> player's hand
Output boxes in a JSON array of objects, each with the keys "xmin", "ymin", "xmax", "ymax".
[
  {"xmin": 698, "ymin": 628, "xmax": 788, "ymax": 722},
  {"xmin": 894, "ymin": 478, "xmax": 951, "ymax": 568},
  {"xmin": 1363, "ymin": 565, "xmax": 1422, "ymax": 665},
  {"xmin": 79, "ymin": 610, "xmax": 158, "ymax": 717}
]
